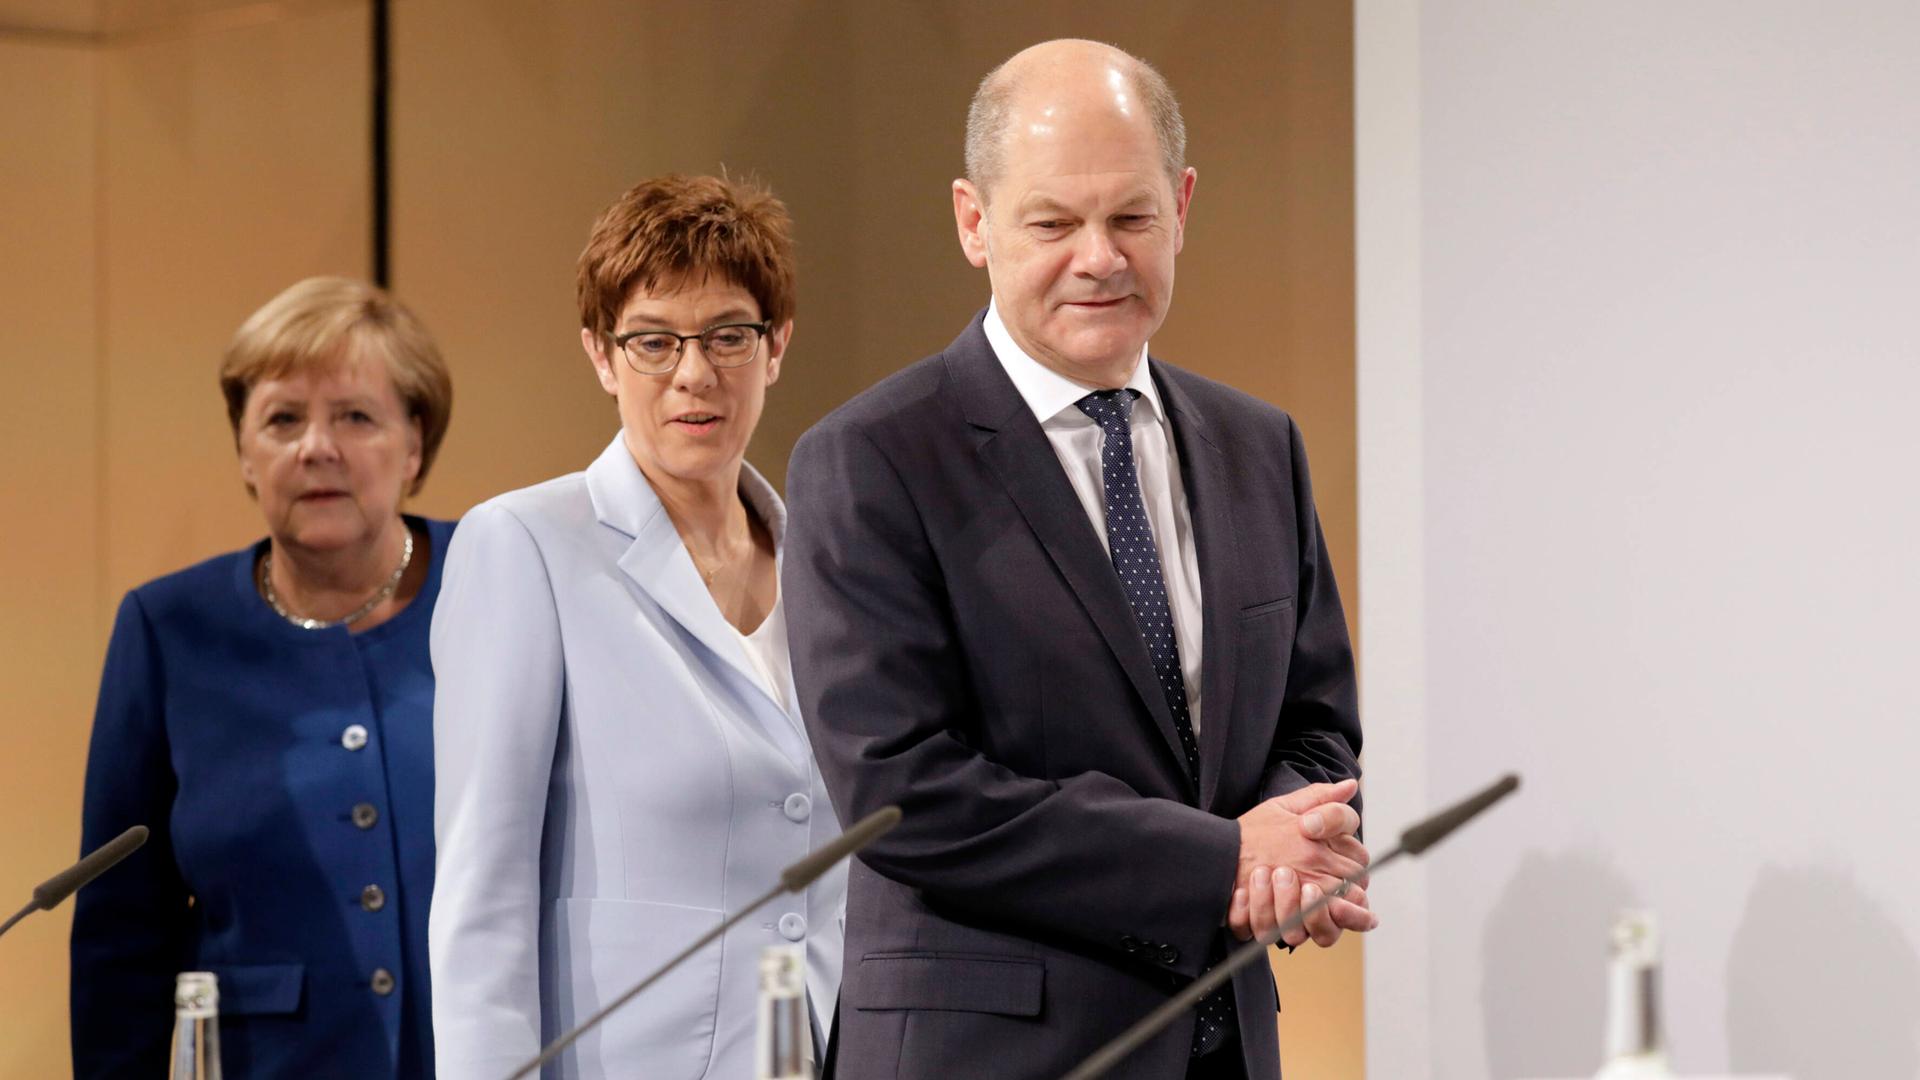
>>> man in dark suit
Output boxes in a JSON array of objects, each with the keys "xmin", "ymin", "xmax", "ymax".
[{"xmin": 784, "ymin": 39, "xmax": 1373, "ymax": 1079}]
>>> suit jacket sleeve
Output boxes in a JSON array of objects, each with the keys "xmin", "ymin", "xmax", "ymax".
[
  {"xmin": 784, "ymin": 420, "xmax": 1240, "ymax": 977},
  {"xmin": 1258, "ymin": 415, "xmax": 1363, "ymax": 807},
  {"xmin": 428, "ymin": 502, "xmax": 567, "ymax": 1078},
  {"xmin": 70, "ymin": 591, "xmax": 193, "ymax": 1079}
]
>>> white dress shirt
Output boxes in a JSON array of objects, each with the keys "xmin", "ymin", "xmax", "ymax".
[{"xmin": 983, "ymin": 301, "xmax": 1208, "ymax": 736}]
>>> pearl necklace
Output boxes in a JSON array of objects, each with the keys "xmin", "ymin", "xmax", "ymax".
[{"xmin": 261, "ymin": 530, "xmax": 414, "ymax": 630}]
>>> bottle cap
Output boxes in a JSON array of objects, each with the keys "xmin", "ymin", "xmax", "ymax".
[
  {"xmin": 1609, "ymin": 910, "xmax": 1661, "ymax": 966},
  {"xmin": 758, "ymin": 945, "xmax": 805, "ymax": 995},
  {"xmin": 175, "ymin": 971, "xmax": 219, "ymax": 1018}
]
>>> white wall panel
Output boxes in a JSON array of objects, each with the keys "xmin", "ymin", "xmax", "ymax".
[{"xmin": 1359, "ymin": 3, "xmax": 1920, "ymax": 1077}]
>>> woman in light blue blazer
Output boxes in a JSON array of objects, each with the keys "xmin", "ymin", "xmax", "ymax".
[{"xmin": 428, "ymin": 175, "xmax": 844, "ymax": 1080}]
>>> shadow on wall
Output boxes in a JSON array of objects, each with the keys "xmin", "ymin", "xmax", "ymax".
[
  {"xmin": 1481, "ymin": 849, "xmax": 1641, "ymax": 1080},
  {"xmin": 1726, "ymin": 863, "xmax": 1920, "ymax": 1080}
]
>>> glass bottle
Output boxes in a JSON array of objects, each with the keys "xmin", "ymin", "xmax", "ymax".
[
  {"xmin": 755, "ymin": 945, "xmax": 809, "ymax": 1080},
  {"xmin": 1594, "ymin": 911, "xmax": 1674, "ymax": 1078},
  {"xmin": 169, "ymin": 971, "xmax": 222, "ymax": 1080}
]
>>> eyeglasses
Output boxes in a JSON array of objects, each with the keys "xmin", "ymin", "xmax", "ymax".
[{"xmin": 609, "ymin": 321, "xmax": 770, "ymax": 375}]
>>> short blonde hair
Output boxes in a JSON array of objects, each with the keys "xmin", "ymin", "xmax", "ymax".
[{"xmin": 219, "ymin": 277, "xmax": 453, "ymax": 495}]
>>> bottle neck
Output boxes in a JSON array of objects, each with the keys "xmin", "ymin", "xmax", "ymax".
[
  {"xmin": 756, "ymin": 945, "xmax": 809, "ymax": 1080},
  {"xmin": 170, "ymin": 972, "xmax": 223, "ymax": 1080},
  {"xmin": 169, "ymin": 1012, "xmax": 223, "ymax": 1080},
  {"xmin": 1604, "ymin": 958, "xmax": 1663, "ymax": 1060}
]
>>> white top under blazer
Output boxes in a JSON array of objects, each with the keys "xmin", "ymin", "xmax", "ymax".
[{"xmin": 428, "ymin": 435, "xmax": 845, "ymax": 1080}]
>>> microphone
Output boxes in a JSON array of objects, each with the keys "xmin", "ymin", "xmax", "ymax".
[
  {"xmin": 780, "ymin": 803, "xmax": 902, "ymax": 892},
  {"xmin": 1400, "ymin": 773, "xmax": 1520, "ymax": 855},
  {"xmin": 1060, "ymin": 774, "xmax": 1522, "ymax": 1080},
  {"xmin": 504, "ymin": 805, "xmax": 902, "ymax": 1080},
  {"xmin": 0, "ymin": 825, "xmax": 150, "ymax": 940}
]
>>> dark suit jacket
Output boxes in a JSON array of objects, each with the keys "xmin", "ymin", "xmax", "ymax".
[{"xmin": 784, "ymin": 312, "xmax": 1360, "ymax": 1079}]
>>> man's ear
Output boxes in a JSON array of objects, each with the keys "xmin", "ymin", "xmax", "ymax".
[
  {"xmin": 953, "ymin": 179, "xmax": 990, "ymax": 269},
  {"xmin": 1172, "ymin": 166, "xmax": 1197, "ymax": 255}
]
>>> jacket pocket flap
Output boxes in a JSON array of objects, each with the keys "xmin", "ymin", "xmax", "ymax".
[
  {"xmin": 204, "ymin": 962, "xmax": 305, "ymax": 1016},
  {"xmin": 852, "ymin": 953, "xmax": 1043, "ymax": 1016},
  {"xmin": 1238, "ymin": 595, "xmax": 1295, "ymax": 620}
]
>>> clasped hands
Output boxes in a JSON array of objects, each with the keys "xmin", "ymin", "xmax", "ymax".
[{"xmin": 1230, "ymin": 778, "xmax": 1377, "ymax": 948}]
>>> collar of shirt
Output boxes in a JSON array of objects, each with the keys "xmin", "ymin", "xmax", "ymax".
[{"xmin": 983, "ymin": 300, "xmax": 1165, "ymax": 431}]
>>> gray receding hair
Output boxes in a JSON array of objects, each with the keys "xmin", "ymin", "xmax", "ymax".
[{"xmin": 964, "ymin": 44, "xmax": 1187, "ymax": 204}]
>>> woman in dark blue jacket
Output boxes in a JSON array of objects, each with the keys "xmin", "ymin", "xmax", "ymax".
[{"xmin": 71, "ymin": 277, "xmax": 454, "ymax": 1077}]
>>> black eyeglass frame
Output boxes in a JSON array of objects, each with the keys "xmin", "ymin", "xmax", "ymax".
[{"xmin": 608, "ymin": 321, "xmax": 772, "ymax": 374}]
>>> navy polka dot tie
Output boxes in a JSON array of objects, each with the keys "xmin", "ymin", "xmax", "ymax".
[{"xmin": 1076, "ymin": 389, "xmax": 1235, "ymax": 1057}]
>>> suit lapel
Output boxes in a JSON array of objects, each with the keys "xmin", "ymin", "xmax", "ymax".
[
  {"xmin": 585, "ymin": 438, "xmax": 803, "ymax": 754},
  {"xmin": 945, "ymin": 317, "xmax": 1195, "ymax": 787},
  {"xmin": 1157, "ymin": 365, "xmax": 1246, "ymax": 812}
]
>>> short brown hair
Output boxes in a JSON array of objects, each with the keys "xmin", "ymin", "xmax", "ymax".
[
  {"xmin": 576, "ymin": 174, "xmax": 796, "ymax": 340},
  {"xmin": 219, "ymin": 277, "xmax": 453, "ymax": 495}
]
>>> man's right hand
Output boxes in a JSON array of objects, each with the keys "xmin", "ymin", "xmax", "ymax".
[{"xmin": 1229, "ymin": 779, "xmax": 1374, "ymax": 945}]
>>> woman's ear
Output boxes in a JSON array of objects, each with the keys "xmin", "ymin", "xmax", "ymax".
[
  {"xmin": 582, "ymin": 327, "xmax": 620, "ymax": 397},
  {"xmin": 235, "ymin": 406, "xmax": 260, "ymax": 498},
  {"xmin": 764, "ymin": 321, "xmax": 793, "ymax": 386},
  {"xmin": 403, "ymin": 414, "xmax": 424, "ymax": 491}
]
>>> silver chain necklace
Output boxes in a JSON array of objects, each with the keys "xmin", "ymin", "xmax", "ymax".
[{"xmin": 260, "ymin": 529, "xmax": 413, "ymax": 630}]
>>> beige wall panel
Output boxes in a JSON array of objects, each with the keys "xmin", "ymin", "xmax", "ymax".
[
  {"xmin": 399, "ymin": 2, "xmax": 1359, "ymax": 1073},
  {"xmin": 0, "ymin": 3, "xmax": 98, "ymax": 36},
  {"xmin": 1164, "ymin": 3, "xmax": 1359, "ymax": 622},
  {"xmin": 99, "ymin": 3, "xmax": 369, "ymax": 600},
  {"xmin": 0, "ymin": 37, "xmax": 98, "ymax": 1080}
]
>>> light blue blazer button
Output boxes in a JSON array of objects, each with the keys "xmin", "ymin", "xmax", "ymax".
[
  {"xmin": 778, "ymin": 912, "xmax": 807, "ymax": 941},
  {"xmin": 782, "ymin": 793, "xmax": 811, "ymax": 823}
]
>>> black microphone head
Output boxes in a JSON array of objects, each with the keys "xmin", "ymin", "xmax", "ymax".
[
  {"xmin": 780, "ymin": 806, "xmax": 902, "ymax": 893},
  {"xmin": 34, "ymin": 825, "xmax": 149, "ymax": 911},
  {"xmin": 1399, "ymin": 774, "xmax": 1519, "ymax": 856}
]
